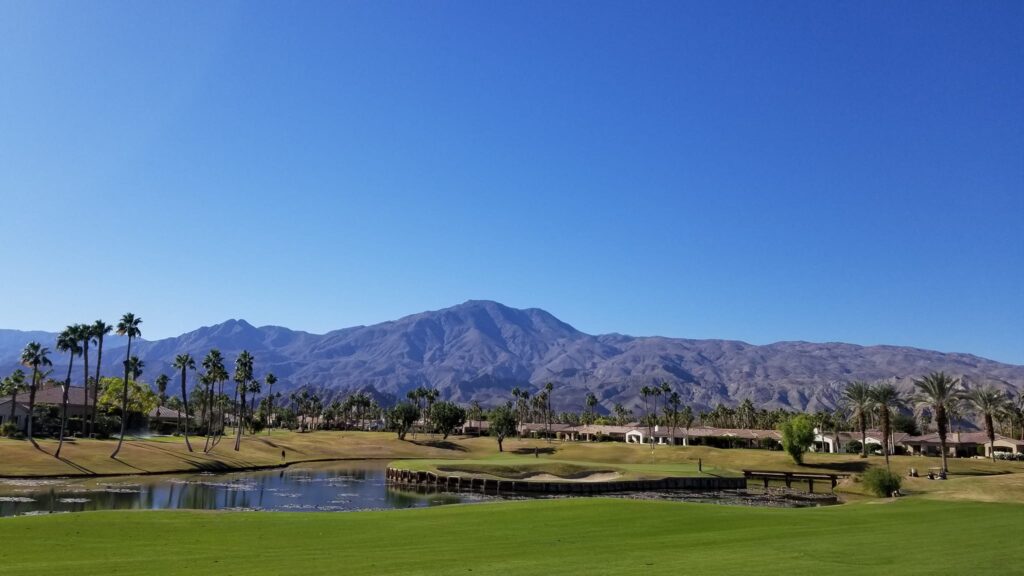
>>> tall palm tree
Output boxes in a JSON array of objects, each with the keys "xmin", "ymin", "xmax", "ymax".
[
  {"xmin": 111, "ymin": 313, "xmax": 142, "ymax": 458},
  {"xmin": 870, "ymin": 383, "xmax": 905, "ymax": 470},
  {"xmin": 965, "ymin": 385, "xmax": 1010, "ymax": 462},
  {"xmin": 173, "ymin": 353, "xmax": 196, "ymax": 452},
  {"xmin": 544, "ymin": 382, "xmax": 554, "ymax": 440},
  {"xmin": 4, "ymin": 370, "xmax": 26, "ymax": 430},
  {"xmin": 202, "ymin": 349, "xmax": 227, "ymax": 449},
  {"xmin": 20, "ymin": 342, "xmax": 52, "ymax": 443},
  {"xmin": 77, "ymin": 323, "xmax": 91, "ymax": 438},
  {"xmin": 233, "ymin": 351, "xmax": 254, "ymax": 451},
  {"xmin": 248, "ymin": 377, "xmax": 262, "ymax": 432},
  {"xmin": 913, "ymin": 371, "xmax": 962, "ymax": 474},
  {"xmin": 155, "ymin": 374, "xmax": 169, "ymax": 418},
  {"xmin": 264, "ymin": 373, "xmax": 277, "ymax": 434},
  {"xmin": 89, "ymin": 320, "xmax": 113, "ymax": 437},
  {"xmin": 54, "ymin": 326, "xmax": 84, "ymax": 458},
  {"xmin": 843, "ymin": 381, "xmax": 873, "ymax": 458}
]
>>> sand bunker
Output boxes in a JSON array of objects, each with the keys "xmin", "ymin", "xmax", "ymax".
[{"xmin": 522, "ymin": 472, "xmax": 621, "ymax": 482}]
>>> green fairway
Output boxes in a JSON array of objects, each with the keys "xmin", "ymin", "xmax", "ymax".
[{"xmin": 0, "ymin": 498, "xmax": 1020, "ymax": 575}]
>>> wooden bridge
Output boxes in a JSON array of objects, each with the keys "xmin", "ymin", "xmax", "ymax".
[{"xmin": 742, "ymin": 470, "xmax": 847, "ymax": 493}]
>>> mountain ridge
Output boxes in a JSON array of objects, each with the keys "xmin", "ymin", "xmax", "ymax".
[{"xmin": 1, "ymin": 300, "xmax": 1021, "ymax": 413}]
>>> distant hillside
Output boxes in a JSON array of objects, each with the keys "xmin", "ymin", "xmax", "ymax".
[{"xmin": 1, "ymin": 300, "xmax": 1021, "ymax": 414}]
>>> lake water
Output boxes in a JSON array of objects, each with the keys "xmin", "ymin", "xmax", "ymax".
[
  {"xmin": 0, "ymin": 461, "xmax": 494, "ymax": 517},
  {"xmin": 0, "ymin": 460, "xmax": 833, "ymax": 517}
]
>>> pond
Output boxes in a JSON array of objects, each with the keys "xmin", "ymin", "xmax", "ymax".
[
  {"xmin": 0, "ymin": 461, "xmax": 495, "ymax": 517},
  {"xmin": 0, "ymin": 460, "xmax": 835, "ymax": 517}
]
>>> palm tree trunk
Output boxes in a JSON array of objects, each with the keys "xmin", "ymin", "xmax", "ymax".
[
  {"xmin": 81, "ymin": 340, "xmax": 89, "ymax": 439},
  {"xmin": 204, "ymin": 382, "xmax": 214, "ymax": 452},
  {"xmin": 55, "ymin": 357, "xmax": 73, "ymax": 458},
  {"xmin": 986, "ymin": 414, "xmax": 995, "ymax": 462},
  {"xmin": 881, "ymin": 409, "xmax": 891, "ymax": 471},
  {"xmin": 111, "ymin": 337, "xmax": 132, "ymax": 458},
  {"xmin": 860, "ymin": 414, "xmax": 868, "ymax": 458},
  {"xmin": 266, "ymin": 385, "xmax": 273, "ymax": 435},
  {"xmin": 180, "ymin": 366, "xmax": 193, "ymax": 452},
  {"xmin": 92, "ymin": 338, "xmax": 103, "ymax": 437},
  {"xmin": 8, "ymin": 390, "xmax": 17, "ymax": 427},
  {"xmin": 937, "ymin": 406, "xmax": 949, "ymax": 474},
  {"xmin": 234, "ymin": 385, "xmax": 245, "ymax": 451},
  {"xmin": 27, "ymin": 367, "xmax": 39, "ymax": 443}
]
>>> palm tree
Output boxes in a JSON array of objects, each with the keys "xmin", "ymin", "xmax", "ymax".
[
  {"xmin": 111, "ymin": 313, "xmax": 142, "ymax": 459},
  {"xmin": 78, "ymin": 323, "xmax": 91, "ymax": 438},
  {"xmin": 584, "ymin": 392, "xmax": 598, "ymax": 425},
  {"xmin": 248, "ymin": 377, "xmax": 262, "ymax": 432},
  {"xmin": 89, "ymin": 320, "xmax": 113, "ymax": 437},
  {"xmin": 843, "ymin": 381, "xmax": 873, "ymax": 458},
  {"xmin": 20, "ymin": 342, "xmax": 52, "ymax": 443},
  {"xmin": 680, "ymin": 405, "xmax": 694, "ymax": 446},
  {"xmin": 233, "ymin": 351, "xmax": 254, "ymax": 451},
  {"xmin": 870, "ymin": 383, "xmax": 905, "ymax": 470},
  {"xmin": 264, "ymin": 373, "xmax": 277, "ymax": 433},
  {"xmin": 665, "ymin": 391, "xmax": 682, "ymax": 438},
  {"xmin": 202, "ymin": 349, "xmax": 227, "ymax": 449},
  {"xmin": 3, "ymin": 370, "xmax": 26, "ymax": 430},
  {"xmin": 155, "ymin": 374, "xmax": 169, "ymax": 418},
  {"xmin": 543, "ymin": 382, "xmax": 555, "ymax": 440},
  {"xmin": 913, "ymin": 371, "xmax": 962, "ymax": 474},
  {"xmin": 172, "ymin": 353, "xmax": 196, "ymax": 452},
  {"xmin": 55, "ymin": 326, "xmax": 84, "ymax": 458},
  {"xmin": 965, "ymin": 385, "xmax": 1010, "ymax": 461}
]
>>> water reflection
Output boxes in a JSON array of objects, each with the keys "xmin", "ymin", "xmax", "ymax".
[{"xmin": 0, "ymin": 461, "xmax": 490, "ymax": 517}]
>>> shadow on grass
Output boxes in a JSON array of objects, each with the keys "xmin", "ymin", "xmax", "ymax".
[
  {"xmin": 510, "ymin": 447, "xmax": 557, "ymax": 456},
  {"xmin": 803, "ymin": 461, "xmax": 869, "ymax": 474},
  {"xmin": 409, "ymin": 440, "xmax": 469, "ymax": 452}
]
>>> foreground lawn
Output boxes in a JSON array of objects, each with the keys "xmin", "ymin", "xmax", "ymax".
[{"xmin": 0, "ymin": 498, "xmax": 1020, "ymax": 575}]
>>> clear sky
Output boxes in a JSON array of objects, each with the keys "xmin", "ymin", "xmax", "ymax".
[{"xmin": 1, "ymin": 2, "xmax": 1021, "ymax": 364}]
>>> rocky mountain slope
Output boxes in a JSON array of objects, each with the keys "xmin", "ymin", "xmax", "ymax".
[{"xmin": 2, "ymin": 300, "xmax": 1021, "ymax": 413}]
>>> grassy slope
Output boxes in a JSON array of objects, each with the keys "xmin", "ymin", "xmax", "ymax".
[
  {"xmin": 391, "ymin": 456, "xmax": 724, "ymax": 480},
  {"xmin": 1, "ymin": 498, "xmax": 1021, "ymax": 575}
]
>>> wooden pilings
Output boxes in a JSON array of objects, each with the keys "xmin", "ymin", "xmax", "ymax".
[{"xmin": 385, "ymin": 467, "xmax": 747, "ymax": 494}]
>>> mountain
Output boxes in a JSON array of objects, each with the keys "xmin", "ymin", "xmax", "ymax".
[{"xmin": 1, "ymin": 300, "xmax": 1021, "ymax": 413}]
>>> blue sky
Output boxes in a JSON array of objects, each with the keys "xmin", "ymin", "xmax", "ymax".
[{"xmin": 1, "ymin": 2, "xmax": 1021, "ymax": 364}]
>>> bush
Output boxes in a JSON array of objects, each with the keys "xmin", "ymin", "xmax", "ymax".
[
  {"xmin": 0, "ymin": 422, "xmax": 18, "ymax": 438},
  {"xmin": 779, "ymin": 414, "xmax": 815, "ymax": 464},
  {"xmin": 863, "ymin": 467, "xmax": 902, "ymax": 497},
  {"xmin": 846, "ymin": 440, "xmax": 862, "ymax": 454}
]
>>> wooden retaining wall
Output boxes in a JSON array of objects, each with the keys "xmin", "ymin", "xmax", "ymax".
[{"xmin": 384, "ymin": 467, "xmax": 747, "ymax": 494}]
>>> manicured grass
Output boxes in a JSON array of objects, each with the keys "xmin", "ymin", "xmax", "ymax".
[{"xmin": 0, "ymin": 498, "xmax": 1021, "ymax": 575}]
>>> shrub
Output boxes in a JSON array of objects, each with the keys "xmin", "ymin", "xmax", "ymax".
[
  {"xmin": 846, "ymin": 440, "xmax": 862, "ymax": 454},
  {"xmin": 0, "ymin": 422, "xmax": 18, "ymax": 438},
  {"xmin": 779, "ymin": 414, "xmax": 815, "ymax": 464},
  {"xmin": 863, "ymin": 467, "xmax": 902, "ymax": 497}
]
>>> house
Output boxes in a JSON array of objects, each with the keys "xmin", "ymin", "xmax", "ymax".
[
  {"xmin": 901, "ymin": 432, "xmax": 1024, "ymax": 458},
  {"xmin": 813, "ymin": 429, "xmax": 912, "ymax": 454},
  {"xmin": 624, "ymin": 426, "xmax": 782, "ymax": 448},
  {"xmin": 0, "ymin": 384, "xmax": 187, "ymax": 435},
  {"xmin": 563, "ymin": 424, "xmax": 636, "ymax": 442}
]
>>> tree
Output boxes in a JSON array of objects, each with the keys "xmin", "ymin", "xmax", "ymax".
[
  {"xmin": 264, "ymin": 373, "xmax": 277, "ymax": 433},
  {"xmin": 664, "ymin": 390, "xmax": 681, "ymax": 438},
  {"xmin": 172, "ymin": 353, "xmax": 196, "ymax": 452},
  {"xmin": 2, "ymin": 370, "xmax": 26, "ymax": 433},
  {"xmin": 779, "ymin": 414, "xmax": 815, "ymax": 465},
  {"xmin": 233, "ymin": 351, "xmax": 254, "ymax": 451},
  {"xmin": 613, "ymin": 403, "xmax": 631, "ymax": 426},
  {"xmin": 680, "ymin": 405, "xmax": 695, "ymax": 446},
  {"xmin": 20, "ymin": 341, "xmax": 52, "ymax": 443},
  {"xmin": 544, "ymin": 382, "xmax": 554, "ymax": 440},
  {"xmin": 387, "ymin": 402, "xmax": 420, "ymax": 440},
  {"xmin": 97, "ymin": 377, "xmax": 158, "ymax": 417},
  {"xmin": 155, "ymin": 374, "xmax": 169, "ymax": 418},
  {"xmin": 55, "ymin": 325, "xmax": 84, "ymax": 458},
  {"xmin": 88, "ymin": 320, "xmax": 112, "ymax": 437},
  {"xmin": 870, "ymin": 383, "xmax": 905, "ymax": 470},
  {"xmin": 913, "ymin": 371, "xmax": 962, "ymax": 474},
  {"xmin": 202, "ymin": 349, "xmax": 227, "ymax": 450},
  {"xmin": 78, "ymin": 322, "xmax": 91, "ymax": 440},
  {"xmin": 843, "ymin": 381, "xmax": 873, "ymax": 458},
  {"xmin": 489, "ymin": 402, "xmax": 518, "ymax": 453},
  {"xmin": 111, "ymin": 313, "xmax": 142, "ymax": 458},
  {"xmin": 965, "ymin": 385, "xmax": 1010, "ymax": 462},
  {"xmin": 584, "ymin": 392, "xmax": 599, "ymax": 425},
  {"xmin": 430, "ymin": 401, "xmax": 467, "ymax": 440}
]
